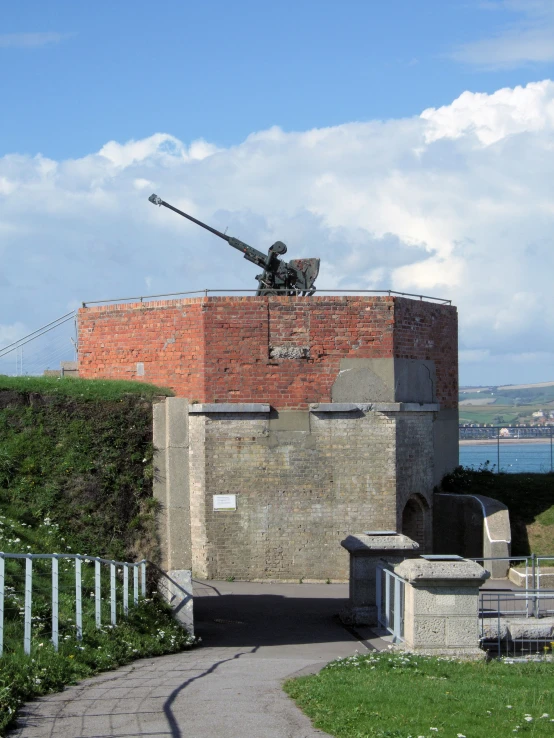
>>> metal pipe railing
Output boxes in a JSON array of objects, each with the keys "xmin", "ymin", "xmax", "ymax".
[
  {"xmin": 81, "ymin": 288, "xmax": 452, "ymax": 307},
  {"xmin": 0, "ymin": 552, "xmax": 149, "ymax": 656}
]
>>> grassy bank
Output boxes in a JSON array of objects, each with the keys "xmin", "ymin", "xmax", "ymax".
[
  {"xmin": 0, "ymin": 377, "xmax": 197, "ymax": 735},
  {"xmin": 0, "ymin": 376, "xmax": 173, "ymax": 562},
  {"xmin": 284, "ymin": 651, "xmax": 554, "ymax": 738},
  {"xmin": 441, "ymin": 466, "xmax": 554, "ymax": 556}
]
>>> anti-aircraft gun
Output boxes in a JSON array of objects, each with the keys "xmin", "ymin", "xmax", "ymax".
[{"xmin": 148, "ymin": 194, "xmax": 320, "ymax": 295}]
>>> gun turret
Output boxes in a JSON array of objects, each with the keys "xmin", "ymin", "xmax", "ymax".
[{"xmin": 148, "ymin": 194, "xmax": 319, "ymax": 295}]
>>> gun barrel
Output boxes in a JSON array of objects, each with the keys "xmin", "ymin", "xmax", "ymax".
[{"xmin": 149, "ymin": 194, "xmax": 229, "ymax": 242}]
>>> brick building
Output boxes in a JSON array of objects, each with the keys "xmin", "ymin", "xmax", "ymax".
[{"xmin": 78, "ymin": 295, "xmax": 458, "ymax": 580}]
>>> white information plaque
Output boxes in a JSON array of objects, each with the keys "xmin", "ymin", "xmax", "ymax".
[{"xmin": 213, "ymin": 494, "xmax": 237, "ymax": 511}]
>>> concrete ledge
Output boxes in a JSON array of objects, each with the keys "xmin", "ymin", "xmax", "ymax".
[
  {"xmin": 310, "ymin": 402, "xmax": 440, "ymax": 413},
  {"xmin": 509, "ymin": 567, "xmax": 554, "ymax": 589},
  {"xmin": 395, "ymin": 557, "xmax": 489, "ymax": 585},
  {"xmin": 188, "ymin": 403, "xmax": 270, "ymax": 413},
  {"xmin": 482, "ymin": 616, "xmax": 554, "ymax": 641},
  {"xmin": 341, "ymin": 533, "xmax": 419, "ymax": 553}
]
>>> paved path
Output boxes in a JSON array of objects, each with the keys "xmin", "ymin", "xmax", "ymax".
[{"xmin": 9, "ymin": 581, "xmax": 366, "ymax": 738}]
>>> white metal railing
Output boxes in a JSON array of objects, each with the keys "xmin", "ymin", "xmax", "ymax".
[
  {"xmin": 0, "ymin": 552, "xmax": 147, "ymax": 656},
  {"xmin": 376, "ymin": 562, "xmax": 405, "ymax": 643}
]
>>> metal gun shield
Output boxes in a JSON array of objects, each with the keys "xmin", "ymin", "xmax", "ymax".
[{"xmin": 289, "ymin": 258, "xmax": 320, "ymax": 290}]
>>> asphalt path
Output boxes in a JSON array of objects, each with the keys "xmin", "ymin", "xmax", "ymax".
[{"xmin": 9, "ymin": 581, "xmax": 365, "ymax": 738}]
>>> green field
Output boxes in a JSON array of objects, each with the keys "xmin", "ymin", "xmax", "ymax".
[{"xmin": 459, "ymin": 382, "xmax": 554, "ymax": 425}]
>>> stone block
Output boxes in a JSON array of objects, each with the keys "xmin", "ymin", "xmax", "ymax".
[
  {"xmin": 158, "ymin": 569, "xmax": 194, "ymax": 636},
  {"xmin": 446, "ymin": 617, "xmax": 481, "ymax": 647},
  {"xmin": 412, "ymin": 616, "xmax": 446, "ymax": 646}
]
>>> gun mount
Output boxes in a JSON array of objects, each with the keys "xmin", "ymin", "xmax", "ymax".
[{"xmin": 148, "ymin": 194, "xmax": 320, "ymax": 296}]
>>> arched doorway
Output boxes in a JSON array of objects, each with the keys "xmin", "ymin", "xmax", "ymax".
[{"xmin": 401, "ymin": 495, "xmax": 428, "ymax": 549}]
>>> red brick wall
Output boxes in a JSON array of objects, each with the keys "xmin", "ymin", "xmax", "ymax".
[{"xmin": 78, "ymin": 296, "xmax": 457, "ymax": 409}]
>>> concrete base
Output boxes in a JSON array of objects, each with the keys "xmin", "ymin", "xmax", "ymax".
[{"xmin": 157, "ymin": 568, "xmax": 194, "ymax": 636}]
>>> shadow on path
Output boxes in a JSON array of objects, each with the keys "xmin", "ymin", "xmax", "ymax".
[{"xmin": 163, "ymin": 648, "xmax": 258, "ymax": 738}]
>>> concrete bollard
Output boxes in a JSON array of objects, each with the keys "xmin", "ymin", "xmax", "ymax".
[
  {"xmin": 340, "ymin": 532, "xmax": 419, "ymax": 625},
  {"xmin": 394, "ymin": 557, "xmax": 489, "ymax": 656}
]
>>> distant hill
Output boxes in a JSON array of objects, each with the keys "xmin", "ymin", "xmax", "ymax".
[{"xmin": 459, "ymin": 381, "xmax": 554, "ymax": 424}]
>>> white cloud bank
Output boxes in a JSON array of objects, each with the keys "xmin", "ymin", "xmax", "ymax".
[{"xmin": 1, "ymin": 80, "xmax": 554, "ymax": 385}]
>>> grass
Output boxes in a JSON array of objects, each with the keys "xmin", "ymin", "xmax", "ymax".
[
  {"xmin": 0, "ymin": 377, "xmax": 196, "ymax": 735},
  {"xmin": 441, "ymin": 467, "xmax": 554, "ymax": 556},
  {"xmin": 0, "ymin": 379, "xmax": 166, "ymax": 562},
  {"xmin": 0, "ymin": 504, "xmax": 196, "ymax": 736},
  {"xmin": 0, "ymin": 375, "xmax": 173, "ymax": 401},
  {"xmin": 284, "ymin": 651, "xmax": 554, "ymax": 738}
]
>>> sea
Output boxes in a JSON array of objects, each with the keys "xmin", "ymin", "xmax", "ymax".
[{"xmin": 459, "ymin": 442, "xmax": 554, "ymax": 474}]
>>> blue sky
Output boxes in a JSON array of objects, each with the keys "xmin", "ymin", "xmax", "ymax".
[
  {"xmin": 2, "ymin": 0, "xmax": 554, "ymax": 385},
  {"xmin": 3, "ymin": 0, "xmax": 552, "ymax": 158}
]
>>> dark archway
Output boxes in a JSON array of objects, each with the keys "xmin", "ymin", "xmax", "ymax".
[{"xmin": 401, "ymin": 495, "xmax": 429, "ymax": 549}]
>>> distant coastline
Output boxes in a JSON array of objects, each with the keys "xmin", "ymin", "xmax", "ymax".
[{"xmin": 459, "ymin": 438, "xmax": 551, "ymax": 445}]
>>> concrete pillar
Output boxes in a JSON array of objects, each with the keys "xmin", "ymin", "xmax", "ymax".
[
  {"xmin": 395, "ymin": 557, "xmax": 489, "ymax": 655},
  {"xmin": 153, "ymin": 397, "xmax": 191, "ymax": 571},
  {"xmin": 340, "ymin": 532, "xmax": 419, "ymax": 625},
  {"xmin": 153, "ymin": 397, "xmax": 193, "ymax": 631},
  {"xmin": 156, "ymin": 568, "xmax": 194, "ymax": 636}
]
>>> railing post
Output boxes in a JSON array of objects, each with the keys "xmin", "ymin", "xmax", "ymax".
[
  {"xmin": 95, "ymin": 559, "xmax": 101, "ymax": 628},
  {"xmin": 393, "ymin": 576, "xmax": 402, "ymax": 642},
  {"xmin": 133, "ymin": 565, "xmax": 139, "ymax": 606},
  {"xmin": 110, "ymin": 562, "xmax": 116, "ymax": 625},
  {"xmin": 532, "ymin": 553, "xmax": 539, "ymax": 618},
  {"xmin": 123, "ymin": 565, "xmax": 129, "ymax": 617},
  {"xmin": 141, "ymin": 561, "xmax": 146, "ymax": 597},
  {"xmin": 52, "ymin": 556, "xmax": 59, "ymax": 651},
  {"xmin": 0, "ymin": 555, "xmax": 5, "ymax": 657},
  {"xmin": 385, "ymin": 569, "xmax": 391, "ymax": 629},
  {"xmin": 24, "ymin": 556, "xmax": 32, "ymax": 655},
  {"xmin": 75, "ymin": 557, "xmax": 82, "ymax": 641},
  {"xmin": 376, "ymin": 565, "xmax": 382, "ymax": 626}
]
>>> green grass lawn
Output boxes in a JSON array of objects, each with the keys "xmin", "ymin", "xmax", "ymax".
[{"xmin": 284, "ymin": 651, "xmax": 554, "ymax": 738}]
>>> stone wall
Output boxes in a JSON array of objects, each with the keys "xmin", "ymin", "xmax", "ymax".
[{"xmin": 155, "ymin": 401, "xmax": 441, "ymax": 581}]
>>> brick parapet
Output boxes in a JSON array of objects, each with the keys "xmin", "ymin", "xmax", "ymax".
[{"xmin": 78, "ymin": 295, "xmax": 457, "ymax": 410}]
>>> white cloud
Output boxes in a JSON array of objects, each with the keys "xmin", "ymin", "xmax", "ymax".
[
  {"xmin": 1, "ymin": 79, "xmax": 554, "ymax": 385},
  {"xmin": 0, "ymin": 32, "xmax": 73, "ymax": 49},
  {"xmin": 450, "ymin": 1, "xmax": 554, "ymax": 69}
]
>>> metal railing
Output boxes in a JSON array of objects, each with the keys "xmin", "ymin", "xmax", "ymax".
[
  {"xmin": 480, "ymin": 589, "xmax": 554, "ymax": 657},
  {"xmin": 376, "ymin": 562, "xmax": 405, "ymax": 643},
  {"xmin": 81, "ymin": 288, "xmax": 452, "ymax": 308},
  {"xmin": 0, "ymin": 552, "xmax": 147, "ymax": 656},
  {"xmin": 459, "ymin": 425, "xmax": 554, "ymax": 472}
]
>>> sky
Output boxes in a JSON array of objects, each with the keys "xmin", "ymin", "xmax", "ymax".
[{"xmin": 1, "ymin": 0, "xmax": 554, "ymax": 386}]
